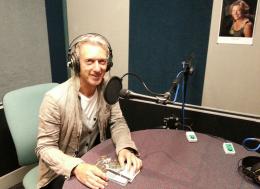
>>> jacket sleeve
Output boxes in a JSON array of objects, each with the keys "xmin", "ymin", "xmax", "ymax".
[
  {"xmin": 35, "ymin": 94, "xmax": 84, "ymax": 178},
  {"xmin": 109, "ymin": 102, "xmax": 138, "ymax": 155}
]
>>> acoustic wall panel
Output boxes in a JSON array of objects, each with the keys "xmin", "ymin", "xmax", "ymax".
[
  {"xmin": 0, "ymin": 1, "xmax": 51, "ymax": 100},
  {"xmin": 129, "ymin": 0, "xmax": 213, "ymax": 105}
]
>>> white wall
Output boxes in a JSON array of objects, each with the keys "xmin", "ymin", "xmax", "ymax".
[
  {"xmin": 202, "ymin": 0, "xmax": 260, "ymax": 115},
  {"xmin": 66, "ymin": 0, "xmax": 129, "ymax": 87}
]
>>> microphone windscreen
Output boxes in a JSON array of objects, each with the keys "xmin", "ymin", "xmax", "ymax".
[{"xmin": 104, "ymin": 76, "xmax": 122, "ymax": 105}]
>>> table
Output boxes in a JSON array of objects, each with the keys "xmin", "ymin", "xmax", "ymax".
[{"xmin": 63, "ymin": 129, "xmax": 259, "ymax": 189}]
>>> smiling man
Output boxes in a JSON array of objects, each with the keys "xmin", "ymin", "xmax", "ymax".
[{"xmin": 35, "ymin": 33, "xmax": 142, "ymax": 189}]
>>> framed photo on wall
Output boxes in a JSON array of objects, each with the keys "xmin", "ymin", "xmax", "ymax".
[{"xmin": 217, "ymin": 0, "xmax": 259, "ymax": 45}]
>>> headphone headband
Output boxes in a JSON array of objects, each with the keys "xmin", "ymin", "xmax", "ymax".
[{"xmin": 67, "ymin": 33, "xmax": 113, "ymax": 75}]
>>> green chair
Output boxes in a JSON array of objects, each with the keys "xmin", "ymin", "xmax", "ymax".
[{"xmin": 3, "ymin": 83, "xmax": 58, "ymax": 189}]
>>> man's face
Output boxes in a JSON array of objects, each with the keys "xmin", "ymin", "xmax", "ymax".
[{"xmin": 78, "ymin": 43, "xmax": 108, "ymax": 90}]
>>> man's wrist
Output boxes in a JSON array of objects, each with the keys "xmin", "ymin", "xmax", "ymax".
[
  {"xmin": 122, "ymin": 147, "xmax": 140, "ymax": 157},
  {"xmin": 71, "ymin": 162, "xmax": 83, "ymax": 176}
]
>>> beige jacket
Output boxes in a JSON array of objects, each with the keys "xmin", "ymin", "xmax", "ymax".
[{"xmin": 35, "ymin": 76, "xmax": 137, "ymax": 188}]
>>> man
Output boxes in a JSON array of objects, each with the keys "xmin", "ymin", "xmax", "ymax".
[{"xmin": 36, "ymin": 33, "xmax": 142, "ymax": 189}]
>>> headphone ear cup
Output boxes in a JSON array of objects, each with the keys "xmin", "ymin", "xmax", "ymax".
[
  {"xmin": 73, "ymin": 53, "xmax": 80, "ymax": 75},
  {"xmin": 252, "ymin": 162, "xmax": 260, "ymax": 173},
  {"xmin": 240, "ymin": 156, "xmax": 260, "ymax": 185},
  {"xmin": 69, "ymin": 52, "xmax": 80, "ymax": 75},
  {"xmin": 106, "ymin": 59, "xmax": 113, "ymax": 72},
  {"xmin": 106, "ymin": 48, "xmax": 113, "ymax": 72},
  {"xmin": 252, "ymin": 162, "xmax": 260, "ymax": 184}
]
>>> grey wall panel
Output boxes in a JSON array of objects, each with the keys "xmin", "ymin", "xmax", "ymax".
[{"xmin": 0, "ymin": 0, "xmax": 51, "ymax": 100}]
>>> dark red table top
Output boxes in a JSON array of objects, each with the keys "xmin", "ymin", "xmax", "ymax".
[{"xmin": 63, "ymin": 129, "xmax": 259, "ymax": 189}]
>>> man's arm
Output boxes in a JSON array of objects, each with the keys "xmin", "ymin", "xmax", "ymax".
[
  {"xmin": 109, "ymin": 102, "xmax": 138, "ymax": 154},
  {"xmin": 36, "ymin": 94, "xmax": 109, "ymax": 189},
  {"xmin": 35, "ymin": 94, "xmax": 84, "ymax": 178},
  {"xmin": 109, "ymin": 102, "xmax": 142, "ymax": 171}
]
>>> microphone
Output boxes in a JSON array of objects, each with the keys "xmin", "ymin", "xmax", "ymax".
[
  {"xmin": 120, "ymin": 89, "xmax": 173, "ymax": 105},
  {"xmin": 164, "ymin": 53, "xmax": 195, "ymax": 100},
  {"xmin": 103, "ymin": 74, "xmax": 173, "ymax": 105},
  {"xmin": 104, "ymin": 76, "xmax": 122, "ymax": 105},
  {"xmin": 164, "ymin": 77, "xmax": 181, "ymax": 100},
  {"xmin": 183, "ymin": 53, "xmax": 195, "ymax": 75}
]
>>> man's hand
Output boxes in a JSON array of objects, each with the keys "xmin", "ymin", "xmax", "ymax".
[
  {"xmin": 73, "ymin": 163, "xmax": 108, "ymax": 189},
  {"xmin": 118, "ymin": 148, "xmax": 142, "ymax": 172}
]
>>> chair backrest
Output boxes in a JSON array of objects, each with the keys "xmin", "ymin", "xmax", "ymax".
[{"xmin": 3, "ymin": 83, "xmax": 58, "ymax": 165}]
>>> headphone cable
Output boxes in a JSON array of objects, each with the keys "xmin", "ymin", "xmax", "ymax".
[{"xmin": 242, "ymin": 138, "xmax": 260, "ymax": 152}]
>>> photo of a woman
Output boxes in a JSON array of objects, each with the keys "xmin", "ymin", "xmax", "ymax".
[
  {"xmin": 218, "ymin": 0, "xmax": 258, "ymax": 44},
  {"xmin": 229, "ymin": 0, "xmax": 253, "ymax": 37}
]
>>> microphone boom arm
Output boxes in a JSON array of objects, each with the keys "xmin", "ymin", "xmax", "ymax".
[{"xmin": 120, "ymin": 89, "xmax": 173, "ymax": 105}]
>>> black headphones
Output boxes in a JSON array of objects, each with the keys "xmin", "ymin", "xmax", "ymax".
[
  {"xmin": 67, "ymin": 33, "xmax": 113, "ymax": 75},
  {"xmin": 238, "ymin": 156, "xmax": 260, "ymax": 185}
]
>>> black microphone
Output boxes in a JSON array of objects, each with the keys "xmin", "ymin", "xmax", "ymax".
[
  {"xmin": 164, "ymin": 77, "xmax": 181, "ymax": 100},
  {"xmin": 104, "ymin": 76, "xmax": 122, "ymax": 105},
  {"xmin": 120, "ymin": 89, "xmax": 173, "ymax": 105},
  {"xmin": 103, "ymin": 74, "xmax": 173, "ymax": 105},
  {"xmin": 164, "ymin": 53, "xmax": 195, "ymax": 100},
  {"xmin": 183, "ymin": 53, "xmax": 195, "ymax": 75}
]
